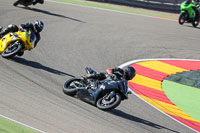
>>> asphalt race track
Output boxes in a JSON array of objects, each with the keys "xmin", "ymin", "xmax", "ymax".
[{"xmin": 0, "ymin": 0, "xmax": 200, "ymax": 133}]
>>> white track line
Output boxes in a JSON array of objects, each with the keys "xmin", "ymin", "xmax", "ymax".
[
  {"xmin": 119, "ymin": 58, "xmax": 200, "ymax": 133},
  {"xmin": 46, "ymin": 0, "xmax": 177, "ymax": 22},
  {"xmin": 0, "ymin": 114, "xmax": 45, "ymax": 133}
]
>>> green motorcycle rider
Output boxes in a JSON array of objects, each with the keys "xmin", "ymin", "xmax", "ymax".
[{"xmin": 179, "ymin": 0, "xmax": 200, "ymax": 27}]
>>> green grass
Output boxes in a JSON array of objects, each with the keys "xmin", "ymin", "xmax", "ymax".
[
  {"xmin": 0, "ymin": 117, "xmax": 39, "ymax": 133},
  {"xmin": 162, "ymin": 80, "xmax": 200, "ymax": 122},
  {"xmin": 52, "ymin": 0, "xmax": 178, "ymax": 19}
]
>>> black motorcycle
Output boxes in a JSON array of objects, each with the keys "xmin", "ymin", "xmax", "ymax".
[
  {"xmin": 13, "ymin": 0, "xmax": 44, "ymax": 7},
  {"xmin": 63, "ymin": 67, "xmax": 131, "ymax": 111}
]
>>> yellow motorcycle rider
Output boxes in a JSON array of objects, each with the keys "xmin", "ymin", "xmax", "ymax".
[{"xmin": 0, "ymin": 20, "xmax": 44, "ymax": 56}]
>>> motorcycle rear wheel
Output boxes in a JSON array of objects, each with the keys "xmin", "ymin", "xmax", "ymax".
[
  {"xmin": 63, "ymin": 78, "xmax": 85, "ymax": 96},
  {"xmin": 179, "ymin": 13, "xmax": 187, "ymax": 25},
  {"xmin": 13, "ymin": 0, "xmax": 20, "ymax": 6},
  {"xmin": 96, "ymin": 93, "xmax": 121, "ymax": 111},
  {"xmin": 1, "ymin": 42, "xmax": 22, "ymax": 58}
]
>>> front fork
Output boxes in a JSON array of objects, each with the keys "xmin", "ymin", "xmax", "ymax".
[{"xmin": 105, "ymin": 91, "xmax": 116, "ymax": 100}]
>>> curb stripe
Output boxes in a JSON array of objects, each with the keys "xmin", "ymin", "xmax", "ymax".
[
  {"xmin": 160, "ymin": 60, "xmax": 200, "ymax": 70},
  {"xmin": 130, "ymin": 74, "xmax": 163, "ymax": 91},
  {"xmin": 129, "ymin": 82, "xmax": 175, "ymax": 105},
  {"xmin": 137, "ymin": 60, "xmax": 188, "ymax": 74},
  {"xmin": 130, "ymin": 64, "xmax": 168, "ymax": 81},
  {"xmin": 139, "ymin": 95, "xmax": 198, "ymax": 122},
  {"xmin": 169, "ymin": 114, "xmax": 200, "ymax": 131}
]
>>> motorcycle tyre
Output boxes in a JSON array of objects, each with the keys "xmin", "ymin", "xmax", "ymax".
[
  {"xmin": 1, "ymin": 43, "xmax": 22, "ymax": 58},
  {"xmin": 192, "ymin": 18, "xmax": 199, "ymax": 27},
  {"xmin": 39, "ymin": 0, "xmax": 44, "ymax": 4},
  {"xmin": 179, "ymin": 13, "xmax": 186, "ymax": 25},
  {"xmin": 17, "ymin": 51, "xmax": 24, "ymax": 56},
  {"xmin": 63, "ymin": 78, "xmax": 83, "ymax": 96},
  {"xmin": 96, "ymin": 93, "xmax": 121, "ymax": 111},
  {"xmin": 13, "ymin": 0, "xmax": 20, "ymax": 6}
]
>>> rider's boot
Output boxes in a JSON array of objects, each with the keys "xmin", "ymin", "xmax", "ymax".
[
  {"xmin": 33, "ymin": 0, "xmax": 37, "ymax": 5},
  {"xmin": 0, "ymin": 26, "xmax": 3, "ymax": 32}
]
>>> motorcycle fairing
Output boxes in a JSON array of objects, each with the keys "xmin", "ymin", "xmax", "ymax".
[
  {"xmin": 0, "ymin": 31, "xmax": 35, "ymax": 53},
  {"xmin": 76, "ymin": 80, "xmax": 121, "ymax": 105},
  {"xmin": 93, "ymin": 80, "xmax": 124, "ymax": 103},
  {"xmin": 117, "ymin": 80, "xmax": 129, "ymax": 99},
  {"xmin": 77, "ymin": 89, "xmax": 95, "ymax": 104},
  {"xmin": 180, "ymin": 2, "xmax": 196, "ymax": 18},
  {"xmin": 0, "ymin": 33, "xmax": 18, "ymax": 52}
]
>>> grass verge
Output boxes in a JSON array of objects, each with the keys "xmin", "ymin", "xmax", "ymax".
[
  {"xmin": 51, "ymin": 0, "xmax": 178, "ymax": 19},
  {"xmin": 0, "ymin": 116, "xmax": 39, "ymax": 133},
  {"xmin": 162, "ymin": 80, "xmax": 200, "ymax": 122}
]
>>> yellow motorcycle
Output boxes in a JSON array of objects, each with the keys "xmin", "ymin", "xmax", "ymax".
[{"xmin": 0, "ymin": 30, "xmax": 36, "ymax": 58}]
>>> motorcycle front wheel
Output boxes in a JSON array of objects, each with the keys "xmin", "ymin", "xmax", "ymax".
[
  {"xmin": 63, "ymin": 78, "xmax": 85, "ymax": 96},
  {"xmin": 179, "ymin": 13, "xmax": 187, "ymax": 25},
  {"xmin": 96, "ymin": 93, "xmax": 121, "ymax": 111},
  {"xmin": 1, "ymin": 42, "xmax": 22, "ymax": 58}
]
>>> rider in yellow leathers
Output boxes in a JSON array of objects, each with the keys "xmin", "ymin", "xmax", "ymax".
[{"xmin": 0, "ymin": 20, "xmax": 44, "ymax": 56}]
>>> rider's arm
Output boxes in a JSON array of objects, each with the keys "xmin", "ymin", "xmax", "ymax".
[
  {"xmin": 185, "ymin": 0, "xmax": 192, "ymax": 4},
  {"xmin": 87, "ymin": 72, "xmax": 106, "ymax": 80},
  {"xmin": 34, "ymin": 33, "xmax": 41, "ymax": 48},
  {"xmin": 19, "ymin": 23, "xmax": 34, "ymax": 31}
]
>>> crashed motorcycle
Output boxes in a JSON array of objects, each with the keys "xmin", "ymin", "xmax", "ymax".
[
  {"xmin": 13, "ymin": 0, "xmax": 44, "ymax": 7},
  {"xmin": 179, "ymin": 1, "xmax": 200, "ymax": 27},
  {"xmin": 0, "ymin": 28, "xmax": 37, "ymax": 58},
  {"xmin": 63, "ymin": 67, "xmax": 131, "ymax": 111}
]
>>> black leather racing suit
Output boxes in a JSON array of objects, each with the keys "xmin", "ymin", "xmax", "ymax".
[{"xmin": 86, "ymin": 68, "xmax": 128, "ymax": 94}]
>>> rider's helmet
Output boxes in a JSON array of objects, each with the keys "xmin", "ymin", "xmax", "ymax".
[
  {"xmin": 34, "ymin": 20, "xmax": 44, "ymax": 32},
  {"xmin": 124, "ymin": 66, "xmax": 136, "ymax": 80}
]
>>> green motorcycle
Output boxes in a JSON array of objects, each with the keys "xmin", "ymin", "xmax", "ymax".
[{"xmin": 179, "ymin": 1, "xmax": 200, "ymax": 27}]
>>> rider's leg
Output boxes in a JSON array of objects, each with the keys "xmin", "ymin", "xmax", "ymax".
[
  {"xmin": 192, "ymin": 7, "xmax": 199, "ymax": 19},
  {"xmin": 0, "ymin": 28, "xmax": 9, "ymax": 38},
  {"xmin": 0, "ymin": 24, "xmax": 18, "ymax": 38}
]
